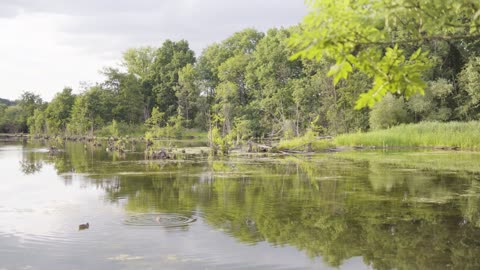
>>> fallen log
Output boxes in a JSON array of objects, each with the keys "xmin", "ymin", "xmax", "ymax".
[{"xmin": 247, "ymin": 141, "xmax": 272, "ymax": 153}]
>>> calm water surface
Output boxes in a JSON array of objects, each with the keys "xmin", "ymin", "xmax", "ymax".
[{"xmin": 1, "ymin": 141, "xmax": 480, "ymax": 269}]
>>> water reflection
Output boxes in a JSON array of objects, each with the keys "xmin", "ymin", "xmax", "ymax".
[
  {"xmin": 20, "ymin": 159, "xmax": 43, "ymax": 175},
  {"xmin": 4, "ymin": 142, "xmax": 480, "ymax": 269}
]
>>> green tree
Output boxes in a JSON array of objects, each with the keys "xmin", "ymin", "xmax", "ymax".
[
  {"xmin": 197, "ymin": 43, "xmax": 231, "ymax": 101},
  {"xmin": 215, "ymin": 54, "xmax": 253, "ymax": 135},
  {"xmin": 150, "ymin": 40, "xmax": 195, "ymax": 120},
  {"xmin": 0, "ymin": 104, "xmax": 6, "ymax": 117},
  {"xmin": 122, "ymin": 47, "xmax": 156, "ymax": 79},
  {"xmin": 407, "ymin": 79, "xmax": 454, "ymax": 122},
  {"xmin": 246, "ymin": 28, "xmax": 303, "ymax": 137},
  {"xmin": 370, "ymin": 94, "xmax": 409, "ymax": 130},
  {"xmin": 102, "ymin": 68, "xmax": 144, "ymax": 123},
  {"xmin": 457, "ymin": 57, "xmax": 480, "ymax": 120},
  {"xmin": 19, "ymin": 91, "xmax": 43, "ymax": 133},
  {"xmin": 302, "ymin": 62, "xmax": 370, "ymax": 135},
  {"xmin": 122, "ymin": 47, "xmax": 156, "ymax": 120},
  {"xmin": 197, "ymin": 29, "xmax": 264, "ymax": 130},
  {"xmin": 0, "ymin": 106, "xmax": 24, "ymax": 133},
  {"xmin": 144, "ymin": 107, "xmax": 165, "ymax": 130},
  {"xmin": 27, "ymin": 108, "xmax": 47, "ymax": 135},
  {"xmin": 175, "ymin": 64, "xmax": 199, "ymax": 128},
  {"xmin": 68, "ymin": 94, "xmax": 91, "ymax": 135},
  {"xmin": 290, "ymin": 0, "xmax": 480, "ymax": 108},
  {"xmin": 68, "ymin": 86, "xmax": 114, "ymax": 135},
  {"xmin": 45, "ymin": 87, "xmax": 75, "ymax": 134}
]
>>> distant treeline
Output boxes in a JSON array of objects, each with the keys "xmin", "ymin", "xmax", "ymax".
[
  {"xmin": 0, "ymin": 98, "xmax": 15, "ymax": 106},
  {"xmin": 1, "ymin": 27, "xmax": 480, "ymax": 141}
]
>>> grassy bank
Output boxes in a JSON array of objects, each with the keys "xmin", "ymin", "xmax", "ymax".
[
  {"xmin": 335, "ymin": 121, "xmax": 480, "ymax": 149},
  {"xmin": 277, "ymin": 121, "xmax": 480, "ymax": 151},
  {"xmin": 276, "ymin": 131, "xmax": 335, "ymax": 152}
]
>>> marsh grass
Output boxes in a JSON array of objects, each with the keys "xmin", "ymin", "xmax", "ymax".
[
  {"xmin": 277, "ymin": 131, "xmax": 335, "ymax": 151},
  {"xmin": 335, "ymin": 121, "xmax": 480, "ymax": 149}
]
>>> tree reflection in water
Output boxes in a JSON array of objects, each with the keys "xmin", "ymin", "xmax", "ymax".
[{"xmin": 22, "ymin": 143, "xmax": 480, "ymax": 269}]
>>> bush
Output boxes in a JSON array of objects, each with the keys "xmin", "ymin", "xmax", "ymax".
[{"xmin": 369, "ymin": 94, "xmax": 409, "ymax": 130}]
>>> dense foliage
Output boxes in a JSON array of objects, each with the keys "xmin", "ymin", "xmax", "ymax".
[
  {"xmin": 291, "ymin": 0, "xmax": 480, "ymax": 108},
  {"xmin": 1, "ymin": 2, "xmax": 480, "ymax": 144}
]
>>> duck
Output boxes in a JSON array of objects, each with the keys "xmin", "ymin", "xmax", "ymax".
[{"xmin": 78, "ymin": 222, "xmax": 89, "ymax": 230}]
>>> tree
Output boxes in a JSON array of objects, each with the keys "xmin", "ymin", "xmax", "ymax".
[
  {"xmin": 290, "ymin": 0, "xmax": 480, "ymax": 108},
  {"xmin": 303, "ymin": 62, "xmax": 370, "ymax": 135},
  {"xmin": 0, "ymin": 98, "xmax": 15, "ymax": 106},
  {"xmin": 0, "ymin": 104, "xmax": 6, "ymax": 117},
  {"xmin": 68, "ymin": 94, "xmax": 91, "ymax": 135},
  {"xmin": 102, "ymin": 68, "xmax": 144, "ymax": 123},
  {"xmin": 28, "ymin": 109, "xmax": 47, "ymax": 135},
  {"xmin": 203, "ymin": 29, "xmax": 265, "ymax": 137},
  {"xmin": 246, "ymin": 28, "xmax": 303, "ymax": 137},
  {"xmin": 122, "ymin": 47, "xmax": 156, "ymax": 120},
  {"xmin": 122, "ymin": 46, "xmax": 156, "ymax": 79},
  {"xmin": 18, "ymin": 91, "xmax": 43, "ymax": 133},
  {"xmin": 369, "ymin": 94, "xmax": 409, "ymax": 130},
  {"xmin": 144, "ymin": 107, "xmax": 165, "ymax": 130},
  {"xmin": 175, "ymin": 64, "xmax": 199, "ymax": 128},
  {"xmin": 150, "ymin": 40, "xmax": 195, "ymax": 120},
  {"xmin": 68, "ymin": 86, "xmax": 113, "ymax": 135},
  {"xmin": 0, "ymin": 106, "xmax": 24, "ymax": 133},
  {"xmin": 457, "ymin": 57, "xmax": 480, "ymax": 120},
  {"xmin": 197, "ymin": 43, "xmax": 231, "ymax": 101},
  {"xmin": 45, "ymin": 87, "xmax": 75, "ymax": 134},
  {"xmin": 407, "ymin": 79, "xmax": 454, "ymax": 122},
  {"xmin": 197, "ymin": 29, "xmax": 264, "ymax": 121},
  {"xmin": 19, "ymin": 91, "xmax": 43, "ymax": 117}
]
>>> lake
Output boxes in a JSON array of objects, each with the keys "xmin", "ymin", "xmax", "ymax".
[{"xmin": 1, "ymin": 141, "xmax": 480, "ymax": 269}]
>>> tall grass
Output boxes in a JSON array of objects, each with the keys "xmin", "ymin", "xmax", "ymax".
[
  {"xmin": 277, "ymin": 130, "xmax": 335, "ymax": 151},
  {"xmin": 335, "ymin": 121, "xmax": 480, "ymax": 149}
]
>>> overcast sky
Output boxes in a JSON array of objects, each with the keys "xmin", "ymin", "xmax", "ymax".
[{"xmin": 0, "ymin": 0, "xmax": 307, "ymax": 101}]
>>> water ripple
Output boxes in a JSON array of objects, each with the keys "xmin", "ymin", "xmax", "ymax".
[{"xmin": 124, "ymin": 213, "xmax": 197, "ymax": 228}]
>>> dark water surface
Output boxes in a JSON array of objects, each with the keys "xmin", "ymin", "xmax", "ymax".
[{"xmin": 1, "ymin": 141, "xmax": 480, "ymax": 269}]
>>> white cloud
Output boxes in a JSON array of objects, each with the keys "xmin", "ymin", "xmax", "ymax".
[
  {"xmin": 0, "ymin": 0, "xmax": 307, "ymax": 101},
  {"xmin": 0, "ymin": 14, "xmax": 116, "ymax": 101}
]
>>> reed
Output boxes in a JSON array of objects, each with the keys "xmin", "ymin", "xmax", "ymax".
[{"xmin": 335, "ymin": 121, "xmax": 480, "ymax": 149}]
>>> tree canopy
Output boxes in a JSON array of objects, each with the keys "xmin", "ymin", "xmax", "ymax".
[
  {"xmin": 2, "ymin": 7, "xmax": 480, "ymax": 139},
  {"xmin": 290, "ymin": 0, "xmax": 480, "ymax": 108}
]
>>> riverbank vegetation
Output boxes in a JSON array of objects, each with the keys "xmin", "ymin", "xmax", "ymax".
[
  {"xmin": 335, "ymin": 121, "xmax": 480, "ymax": 149},
  {"xmin": 15, "ymin": 141, "xmax": 480, "ymax": 269},
  {"xmin": 277, "ymin": 121, "xmax": 480, "ymax": 151},
  {"xmin": 1, "ymin": 1, "xmax": 479, "ymax": 152}
]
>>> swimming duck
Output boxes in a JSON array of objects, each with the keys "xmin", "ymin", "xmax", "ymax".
[{"xmin": 78, "ymin": 222, "xmax": 89, "ymax": 230}]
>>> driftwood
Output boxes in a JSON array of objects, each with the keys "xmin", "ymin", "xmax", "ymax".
[
  {"xmin": 48, "ymin": 146, "xmax": 60, "ymax": 155},
  {"xmin": 279, "ymin": 150, "xmax": 304, "ymax": 154},
  {"xmin": 147, "ymin": 149, "xmax": 175, "ymax": 160},
  {"xmin": 247, "ymin": 141, "xmax": 272, "ymax": 153}
]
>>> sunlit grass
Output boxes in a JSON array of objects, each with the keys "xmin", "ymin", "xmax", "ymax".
[
  {"xmin": 335, "ymin": 121, "xmax": 480, "ymax": 149},
  {"xmin": 277, "ymin": 131, "xmax": 334, "ymax": 151}
]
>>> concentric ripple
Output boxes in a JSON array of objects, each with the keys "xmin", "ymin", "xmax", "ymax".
[{"xmin": 124, "ymin": 213, "xmax": 197, "ymax": 227}]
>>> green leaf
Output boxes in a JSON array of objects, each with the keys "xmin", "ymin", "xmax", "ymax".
[{"xmin": 327, "ymin": 60, "xmax": 353, "ymax": 85}]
